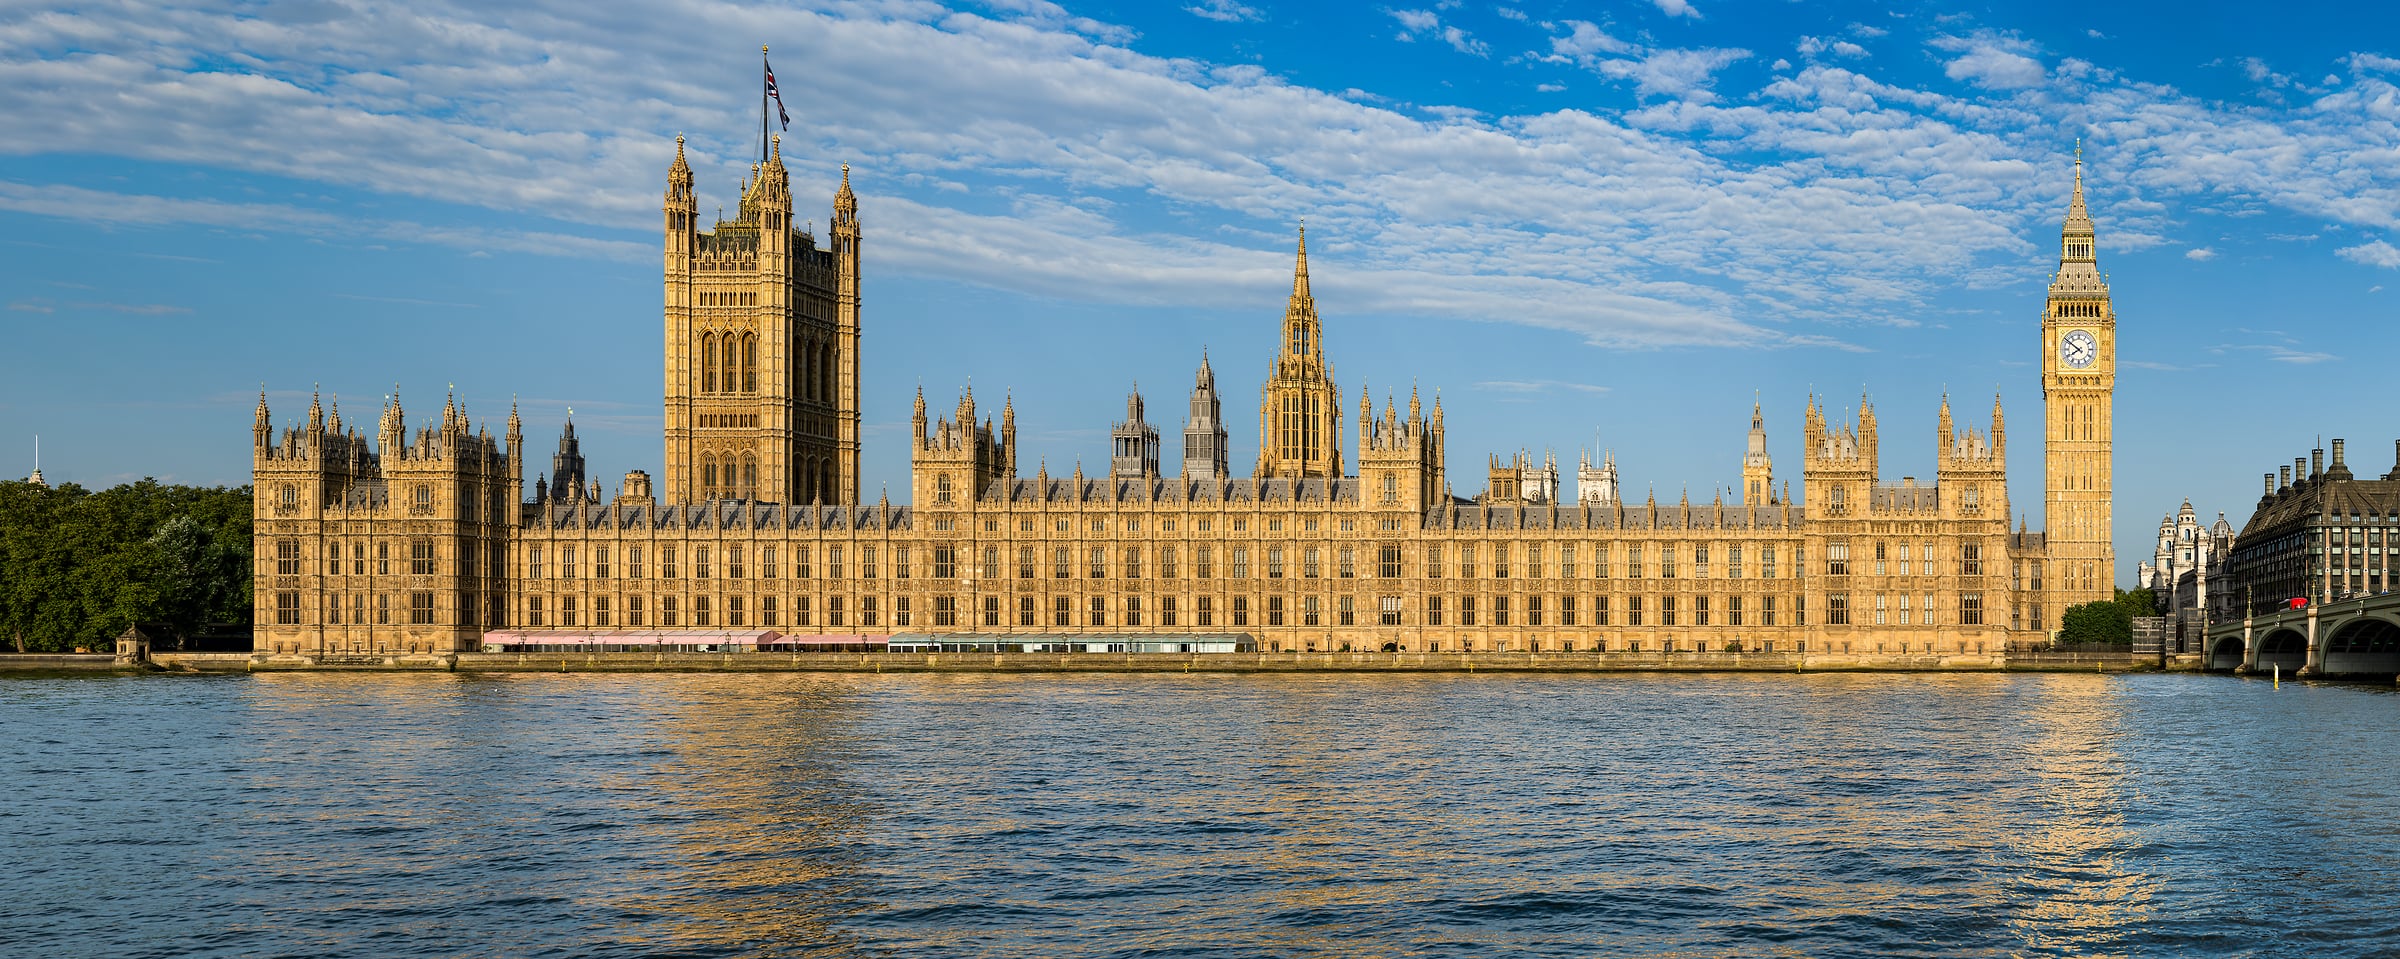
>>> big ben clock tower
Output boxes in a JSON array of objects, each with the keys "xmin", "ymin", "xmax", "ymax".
[{"xmin": 2041, "ymin": 145, "xmax": 2116, "ymax": 613}]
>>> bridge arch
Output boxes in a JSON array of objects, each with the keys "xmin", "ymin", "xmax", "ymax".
[
  {"xmin": 2256, "ymin": 628, "xmax": 2309, "ymax": 673},
  {"xmin": 2324, "ymin": 617, "xmax": 2400, "ymax": 675},
  {"xmin": 2208, "ymin": 635, "xmax": 2246, "ymax": 672}
]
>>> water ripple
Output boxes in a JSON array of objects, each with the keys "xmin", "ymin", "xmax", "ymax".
[{"xmin": 0, "ymin": 672, "xmax": 2395, "ymax": 957}]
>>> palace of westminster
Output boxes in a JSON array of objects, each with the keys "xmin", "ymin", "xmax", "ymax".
[{"xmin": 247, "ymin": 134, "xmax": 2124, "ymax": 658}]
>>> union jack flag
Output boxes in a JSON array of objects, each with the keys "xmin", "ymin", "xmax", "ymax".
[{"xmin": 765, "ymin": 61, "xmax": 790, "ymax": 130}]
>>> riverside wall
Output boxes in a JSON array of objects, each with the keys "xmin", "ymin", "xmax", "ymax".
[{"xmin": 88, "ymin": 650, "xmax": 2193, "ymax": 675}]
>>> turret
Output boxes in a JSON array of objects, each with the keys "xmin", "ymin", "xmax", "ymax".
[
  {"xmin": 1110, "ymin": 384, "xmax": 1161, "ymax": 481},
  {"xmin": 1182, "ymin": 351, "xmax": 1230, "ymax": 481},
  {"xmin": 550, "ymin": 414, "xmax": 588, "ymax": 503},
  {"xmin": 1742, "ymin": 399, "xmax": 1772, "ymax": 506},
  {"xmin": 1001, "ymin": 393, "xmax": 1018, "ymax": 476},
  {"xmin": 665, "ymin": 135, "xmax": 697, "ymax": 271},
  {"xmin": 253, "ymin": 389, "xmax": 271, "ymax": 454}
]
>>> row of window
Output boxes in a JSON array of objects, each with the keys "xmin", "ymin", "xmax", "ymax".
[
  {"xmin": 277, "ymin": 539, "xmax": 471, "ymax": 578},
  {"xmin": 518, "ymin": 543, "xmax": 1824, "ymax": 582},
  {"xmin": 1824, "ymin": 591, "xmax": 1984, "ymax": 626},
  {"xmin": 1823, "ymin": 541, "xmax": 1984, "ymax": 576},
  {"xmin": 514, "ymin": 594, "xmax": 1853, "ymax": 630},
  {"xmin": 275, "ymin": 591, "xmax": 447, "ymax": 626}
]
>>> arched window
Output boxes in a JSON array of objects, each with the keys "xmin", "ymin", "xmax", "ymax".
[
  {"xmin": 722, "ymin": 336, "xmax": 739, "ymax": 394},
  {"xmin": 936, "ymin": 473, "xmax": 953, "ymax": 504},
  {"xmin": 741, "ymin": 452, "xmax": 758, "ymax": 499},
  {"xmin": 822, "ymin": 344, "xmax": 836, "ymax": 402},
  {"xmin": 701, "ymin": 332, "xmax": 718, "ymax": 393},
  {"xmin": 803, "ymin": 340, "xmax": 818, "ymax": 401},
  {"xmin": 701, "ymin": 454, "xmax": 717, "ymax": 496},
  {"xmin": 743, "ymin": 334, "xmax": 757, "ymax": 394}
]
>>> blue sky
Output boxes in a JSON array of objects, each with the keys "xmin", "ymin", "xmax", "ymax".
[{"xmin": 4, "ymin": 0, "xmax": 2398, "ymax": 583}]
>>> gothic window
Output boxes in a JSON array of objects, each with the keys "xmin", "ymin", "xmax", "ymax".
[
  {"xmin": 743, "ymin": 334, "xmax": 758, "ymax": 394},
  {"xmin": 741, "ymin": 453, "xmax": 758, "ymax": 500},
  {"xmin": 279, "ymin": 485, "xmax": 297, "ymax": 509},
  {"xmin": 721, "ymin": 337, "xmax": 739, "ymax": 395},
  {"xmin": 276, "ymin": 539, "xmax": 301, "ymax": 575},
  {"xmin": 701, "ymin": 332, "xmax": 717, "ymax": 393},
  {"xmin": 821, "ymin": 344, "xmax": 835, "ymax": 404},
  {"xmin": 935, "ymin": 473, "xmax": 953, "ymax": 505},
  {"xmin": 414, "ymin": 485, "xmax": 431, "ymax": 510}
]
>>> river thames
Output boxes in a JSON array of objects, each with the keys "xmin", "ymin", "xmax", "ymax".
[{"xmin": 2, "ymin": 672, "xmax": 2394, "ymax": 957}]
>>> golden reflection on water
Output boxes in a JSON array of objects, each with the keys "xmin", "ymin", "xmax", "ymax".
[
  {"xmin": 598, "ymin": 677, "xmax": 875, "ymax": 956},
  {"xmin": 2003, "ymin": 674, "xmax": 2157, "ymax": 957}
]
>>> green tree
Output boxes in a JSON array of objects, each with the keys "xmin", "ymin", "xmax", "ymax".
[
  {"xmin": 2059, "ymin": 599, "xmax": 2134, "ymax": 646},
  {"xmin": 0, "ymin": 479, "xmax": 252, "ymax": 652},
  {"xmin": 2115, "ymin": 587, "xmax": 2161, "ymax": 618}
]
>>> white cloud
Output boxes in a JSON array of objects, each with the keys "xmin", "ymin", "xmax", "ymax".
[
  {"xmin": 1931, "ymin": 32, "xmax": 2046, "ymax": 89},
  {"xmin": 2, "ymin": 0, "xmax": 2398, "ymax": 357},
  {"xmin": 1797, "ymin": 36, "xmax": 1867, "ymax": 59},
  {"xmin": 2351, "ymin": 52, "xmax": 2400, "ymax": 74},
  {"xmin": 2185, "ymin": 247, "xmax": 2218, "ymax": 261},
  {"xmin": 1187, "ymin": 0, "xmax": 1261, "ymax": 22},
  {"xmin": 1652, "ymin": 0, "xmax": 1699, "ymax": 19},
  {"xmin": 1546, "ymin": 22, "xmax": 1745, "ymax": 101},
  {"xmin": 2337, "ymin": 240, "xmax": 2400, "ymax": 268},
  {"xmin": 1442, "ymin": 26, "xmax": 1490, "ymax": 57},
  {"xmin": 1550, "ymin": 21, "xmax": 1633, "ymax": 58},
  {"xmin": 1388, "ymin": 9, "xmax": 1485, "ymax": 56},
  {"xmin": 1594, "ymin": 46, "xmax": 1750, "ymax": 100},
  {"xmin": 1496, "ymin": 7, "xmax": 1528, "ymax": 22},
  {"xmin": 1535, "ymin": 83, "xmax": 1565, "ymax": 93}
]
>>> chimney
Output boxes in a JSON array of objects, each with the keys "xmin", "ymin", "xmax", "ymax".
[
  {"xmin": 2295, "ymin": 458, "xmax": 2308, "ymax": 487},
  {"xmin": 2312, "ymin": 447, "xmax": 2324, "ymax": 481},
  {"xmin": 2329, "ymin": 439, "xmax": 2354, "ymax": 482},
  {"xmin": 2264, "ymin": 473, "xmax": 2275, "ymax": 497},
  {"xmin": 2281, "ymin": 465, "xmax": 2292, "ymax": 491}
]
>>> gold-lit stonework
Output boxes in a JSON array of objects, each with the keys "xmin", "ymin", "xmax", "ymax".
[{"xmin": 249, "ymin": 140, "xmax": 2114, "ymax": 659}]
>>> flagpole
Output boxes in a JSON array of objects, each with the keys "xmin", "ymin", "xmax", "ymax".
[{"xmin": 760, "ymin": 45, "xmax": 770, "ymax": 167}]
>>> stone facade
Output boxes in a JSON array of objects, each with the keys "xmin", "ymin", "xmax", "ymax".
[{"xmin": 252, "ymin": 139, "xmax": 2126, "ymax": 657}]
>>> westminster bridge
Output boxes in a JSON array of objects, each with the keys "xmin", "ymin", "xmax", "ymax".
[{"xmin": 2206, "ymin": 592, "xmax": 2400, "ymax": 676}]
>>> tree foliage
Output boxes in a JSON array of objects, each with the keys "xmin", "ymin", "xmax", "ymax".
[
  {"xmin": 2056, "ymin": 589, "xmax": 2164, "ymax": 646},
  {"xmin": 0, "ymin": 480, "xmax": 252, "ymax": 652},
  {"xmin": 2114, "ymin": 587, "xmax": 2161, "ymax": 617},
  {"xmin": 2058, "ymin": 600, "xmax": 2132, "ymax": 646}
]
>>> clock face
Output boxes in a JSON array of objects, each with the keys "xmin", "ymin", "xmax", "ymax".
[{"xmin": 2060, "ymin": 329, "xmax": 2098, "ymax": 369}]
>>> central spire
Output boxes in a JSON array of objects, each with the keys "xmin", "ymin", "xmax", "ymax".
[
  {"xmin": 1282, "ymin": 224, "xmax": 1318, "ymax": 359},
  {"xmin": 1257, "ymin": 221, "xmax": 1341, "ymax": 480},
  {"xmin": 1291, "ymin": 223, "xmax": 1311, "ymax": 302}
]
